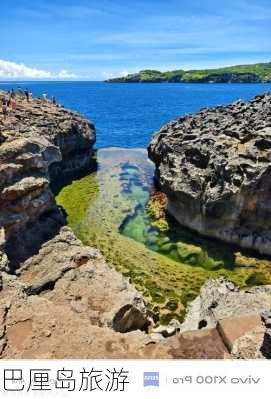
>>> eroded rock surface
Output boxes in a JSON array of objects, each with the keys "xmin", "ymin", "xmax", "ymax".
[
  {"xmin": 179, "ymin": 277, "xmax": 271, "ymax": 358},
  {"xmin": 180, "ymin": 278, "xmax": 271, "ymax": 330},
  {"xmin": 0, "ymin": 93, "xmax": 95, "ymax": 265},
  {"xmin": 148, "ymin": 92, "xmax": 271, "ymax": 255},
  {"xmin": 0, "ymin": 226, "xmax": 155, "ymax": 358}
]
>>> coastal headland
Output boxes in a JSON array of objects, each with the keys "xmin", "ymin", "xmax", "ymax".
[{"xmin": 106, "ymin": 61, "xmax": 271, "ymax": 83}]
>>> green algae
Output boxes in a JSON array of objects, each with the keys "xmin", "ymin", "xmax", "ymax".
[
  {"xmin": 56, "ymin": 148, "xmax": 271, "ymax": 325},
  {"xmin": 245, "ymin": 272, "xmax": 271, "ymax": 286},
  {"xmin": 56, "ymin": 172, "xmax": 99, "ymax": 235}
]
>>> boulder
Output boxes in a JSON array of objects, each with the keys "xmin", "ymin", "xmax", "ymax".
[
  {"xmin": 17, "ymin": 226, "xmax": 152, "ymax": 333},
  {"xmin": 180, "ymin": 277, "xmax": 271, "ymax": 332},
  {"xmin": 217, "ymin": 314, "xmax": 264, "ymax": 351},
  {"xmin": 0, "ymin": 226, "xmax": 154, "ymax": 359}
]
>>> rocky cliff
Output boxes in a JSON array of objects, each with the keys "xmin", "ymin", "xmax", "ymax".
[
  {"xmin": 149, "ymin": 92, "xmax": 271, "ymax": 255},
  {"xmin": 0, "ymin": 93, "xmax": 96, "ymax": 266}
]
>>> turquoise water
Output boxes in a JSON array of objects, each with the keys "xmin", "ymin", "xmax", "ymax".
[
  {"xmin": 1, "ymin": 81, "xmax": 271, "ymax": 148},
  {"xmin": 118, "ymin": 155, "xmax": 235, "ymax": 271},
  {"xmin": 56, "ymin": 148, "xmax": 271, "ymax": 323}
]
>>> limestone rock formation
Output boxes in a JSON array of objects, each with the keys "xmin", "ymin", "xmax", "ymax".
[
  {"xmin": 180, "ymin": 277, "xmax": 271, "ymax": 331},
  {"xmin": 148, "ymin": 92, "xmax": 271, "ymax": 255},
  {"xmin": 0, "ymin": 226, "xmax": 154, "ymax": 359},
  {"xmin": 179, "ymin": 277, "xmax": 271, "ymax": 358},
  {"xmin": 0, "ymin": 93, "xmax": 95, "ymax": 265}
]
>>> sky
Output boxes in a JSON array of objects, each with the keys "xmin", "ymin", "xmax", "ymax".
[{"xmin": 0, "ymin": 0, "xmax": 271, "ymax": 80}]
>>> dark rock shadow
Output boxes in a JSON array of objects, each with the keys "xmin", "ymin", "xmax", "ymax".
[
  {"xmin": 5, "ymin": 152, "xmax": 98, "ymax": 272},
  {"xmin": 50, "ymin": 151, "xmax": 98, "ymax": 196},
  {"xmin": 5, "ymin": 208, "xmax": 64, "ymax": 273},
  {"xmin": 260, "ymin": 331, "xmax": 271, "ymax": 359}
]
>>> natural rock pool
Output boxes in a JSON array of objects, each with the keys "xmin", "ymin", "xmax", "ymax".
[{"xmin": 56, "ymin": 148, "xmax": 271, "ymax": 324}]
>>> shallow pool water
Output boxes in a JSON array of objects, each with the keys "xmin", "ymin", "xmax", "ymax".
[{"xmin": 56, "ymin": 148, "xmax": 271, "ymax": 324}]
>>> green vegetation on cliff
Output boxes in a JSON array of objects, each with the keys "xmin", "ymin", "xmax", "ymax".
[{"xmin": 106, "ymin": 62, "xmax": 271, "ymax": 83}]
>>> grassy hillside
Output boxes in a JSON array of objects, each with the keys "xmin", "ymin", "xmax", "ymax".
[{"xmin": 106, "ymin": 62, "xmax": 271, "ymax": 83}]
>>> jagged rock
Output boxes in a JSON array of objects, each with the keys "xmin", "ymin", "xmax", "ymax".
[
  {"xmin": 217, "ymin": 314, "xmax": 264, "ymax": 351},
  {"xmin": 0, "ymin": 229, "xmax": 8, "ymax": 274},
  {"xmin": 0, "ymin": 93, "xmax": 96, "ymax": 267},
  {"xmin": 148, "ymin": 92, "xmax": 271, "ymax": 255},
  {"xmin": 152, "ymin": 318, "xmax": 181, "ymax": 337},
  {"xmin": 229, "ymin": 310, "xmax": 271, "ymax": 359},
  {"xmin": 15, "ymin": 226, "xmax": 152, "ymax": 333},
  {"xmin": 0, "ymin": 226, "xmax": 155, "ymax": 359},
  {"xmin": 166, "ymin": 328, "xmax": 229, "ymax": 359},
  {"xmin": 0, "ymin": 252, "xmax": 8, "ymax": 273},
  {"xmin": 112, "ymin": 302, "xmax": 151, "ymax": 333},
  {"xmin": 180, "ymin": 277, "xmax": 271, "ymax": 332},
  {"xmin": 177, "ymin": 277, "xmax": 271, "ymax": 358},
  {"xmin": 228, "ymin": 316, "xmax": 266, "ymax": 359},
  {"xmin": 259, "ymin": 311, "xmax": 271, "ymax": 358}
]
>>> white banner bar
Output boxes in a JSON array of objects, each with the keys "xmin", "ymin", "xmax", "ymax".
[{"xmin": 0, "ymin": 360, "xmax": 270, "ymax": 398}]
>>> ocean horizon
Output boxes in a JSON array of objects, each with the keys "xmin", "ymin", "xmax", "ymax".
[{"xmin": 2, "ymin": 81, "xmax": 271, "ymax": 149}]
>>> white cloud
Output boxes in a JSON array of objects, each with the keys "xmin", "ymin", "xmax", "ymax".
[
  {"xmin": 102, "ymin": 69, "xmax": 131, "ymax": 79},
  {"xmin": 56, "ymin": 69, "xmax": 77, "ymax": 79},
  {"xmin": 121, "ymin": 70, "xmax": 129, "ymax": 77},
  {"xmin": 0, "ymin": 59, "xmax": 77, "ymax": 79}
]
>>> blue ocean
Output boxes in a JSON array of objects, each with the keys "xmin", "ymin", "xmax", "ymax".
[{"xmin": 1, "ymin": 81, "xmax": 271, "ymax": 148}]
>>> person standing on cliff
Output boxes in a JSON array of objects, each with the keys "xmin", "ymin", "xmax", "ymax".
[
  {"xmin": 10, "ymin": 89, "xmax": 16, "ymax": 99},
  {"xmin": 11, "ymin": 95, "xmax": 17, "ymax": 111},
  {"xmin": 8, "ymin": 89, "xmax": 16, "ymax": 112},
  {"xmin": 1, "ymin": 97, "xmax": 8, "ymax": 120},
  {"xmin": 24, "ymin": 88, "xmax": 30, "ymax": 102},
  {"xmin": 7, "ymin": 91, "xmax": 11, "ymax": 108}
]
